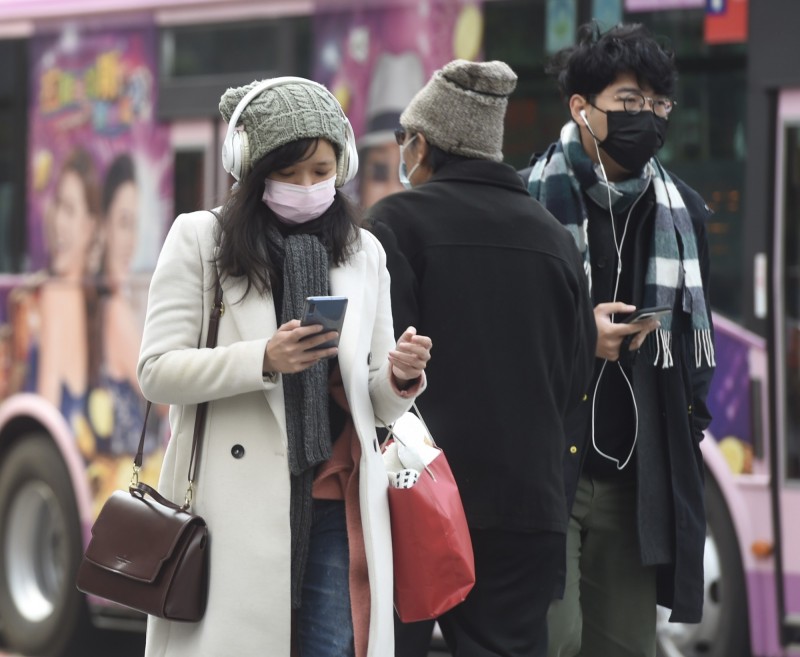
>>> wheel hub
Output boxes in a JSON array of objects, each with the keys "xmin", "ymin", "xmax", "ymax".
[{"xmin": 4, "ymin": 480, "xmax": 67, "ymax": 623}]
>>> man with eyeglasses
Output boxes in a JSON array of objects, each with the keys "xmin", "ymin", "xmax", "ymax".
[
  {"xmin": 368, "ymin": 59, "xmax": 597, "ymax": 657},
  {"xmin": 519, "ymin": 22, "xmax": 716, "ymax": 657}
]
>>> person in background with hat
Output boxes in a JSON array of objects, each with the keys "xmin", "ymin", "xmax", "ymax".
[
  {"xmin": 520, "ymin": 22, "xmax": 715, "ymax": 657},
  {"xmin": 138, "ymin": 76, "xmax": 433, "ymax": 657},
  {"xmin": 357, "ymin": 52, "xmax": 425, "ymax": 209},
  {"xmin": 367, "ymin": 59, "xmax": 597, "ymax": 657}
]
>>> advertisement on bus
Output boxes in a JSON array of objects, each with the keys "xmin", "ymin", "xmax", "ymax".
[
  {"xmin": 0, "ymin": 20, "xmax": 171, "ymax": 656},
  {"xmin": 312, "ymin": 1, "xmax": 483, "ymax": 208}
]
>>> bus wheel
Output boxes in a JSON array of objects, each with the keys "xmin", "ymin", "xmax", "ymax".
[
  {"xmin": 0, "ymin": 433, "xmax": 90, "ymax": 657},
  {"xmin": 656, "ymin": 471, "xmax": 750, "ymax": 657}
]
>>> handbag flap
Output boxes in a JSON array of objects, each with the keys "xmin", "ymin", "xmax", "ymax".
[{"xmin": 84, "ymin": 490, "xmax": 205, "ymax": 584}]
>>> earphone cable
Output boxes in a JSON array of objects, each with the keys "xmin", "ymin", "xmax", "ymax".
[{"xmin": 585, "ymin": 124, "xmax": 650, "ymax": 470}]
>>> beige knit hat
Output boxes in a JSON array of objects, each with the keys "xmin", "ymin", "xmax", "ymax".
[
  {"xmin": 219, "ymin": 79, "xmax": 348, "ymax": 178},
  {"xmin": 400, "ymin": 59, "xmax": 518, "ymax": 162}
]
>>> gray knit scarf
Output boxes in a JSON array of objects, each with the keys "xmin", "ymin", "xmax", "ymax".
[
  {"xmin": 265, "ymin": 224, "xmax": 331, "ymax": 609},
  {"xmin": 528, "ymin": 122, "xmax": 715, "ymax": 368}
]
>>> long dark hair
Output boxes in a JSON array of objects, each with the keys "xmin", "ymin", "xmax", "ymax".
[{"xmin": 215, "ymin": 138, "xmax": 361, "ymax": 298}]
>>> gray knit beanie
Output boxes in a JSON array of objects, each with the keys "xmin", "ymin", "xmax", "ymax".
[
  {"xmin": 400, "ymin": 59, "xmax": 518, "ymax": 162},
  {"xmin": 219, "ymin": 79, "xmax": 347, "ymax": 173}
]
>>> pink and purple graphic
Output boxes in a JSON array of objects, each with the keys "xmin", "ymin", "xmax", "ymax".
[
  {"xmin": 27, "ymin": 22, "xmax": 171, "ymax": 274},
  {"xmin": 312, "ymin": 1, "xmax": 484, "ymax": 207}
]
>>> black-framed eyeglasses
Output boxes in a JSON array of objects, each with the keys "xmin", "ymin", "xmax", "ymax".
[
  {"xmin": 394, "ymin": 128, "xmax": 407, "ymax": 146},
  {"xmin": 613, "ymin": 92, "xmax": 675, "ymax": 118}
]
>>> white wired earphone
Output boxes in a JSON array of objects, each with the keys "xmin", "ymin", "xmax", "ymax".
[
  {"xmin": 220, "ymin": 76, "xmax": 359, "ymax": 186},
  {"xmin": 579, "ymin": 107, "xmax": 651, "ymax": 470}
]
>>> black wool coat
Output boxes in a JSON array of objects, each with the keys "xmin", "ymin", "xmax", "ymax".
[{"xmin": 367, "ymin": 159, "xmax": 597, "ymax": 535}]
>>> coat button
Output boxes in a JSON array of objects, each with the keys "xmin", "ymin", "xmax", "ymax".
[
  {"xmin": 231, "ymin": 444, "xmax": 245, "ymax": 459},
  {"xmin": 582, "ymin": 393, "xmax": 588, "ymax": 402},
  {"xmin": 367, "ymin": 352, "xmax": 372, "ymax": 365},
  {"xmin": 569, "ymin": 445, "xmax": 578, "ymax": 454}
]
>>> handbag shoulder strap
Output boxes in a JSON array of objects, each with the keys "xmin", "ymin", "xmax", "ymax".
[
  {"xmin": 187, "ymin": 276, "xmax": 224, "ymax": 485},
  {"xmin": 133, "ymin": 271, "xmax": 223, "ymax": 509}
]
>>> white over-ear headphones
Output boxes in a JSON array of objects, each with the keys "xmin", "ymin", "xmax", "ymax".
[{"xmin": 220, "ymin": 76, "xmax": 359, "ymax": 187}]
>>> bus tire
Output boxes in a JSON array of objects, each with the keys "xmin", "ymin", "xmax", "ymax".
[
  {"xmin": 0, "ymin": 432, "xmax": 90, "ymax": 657},
  {"xmin": 657, "ymin": 470, "xmax": 750, "ymax": 657}
]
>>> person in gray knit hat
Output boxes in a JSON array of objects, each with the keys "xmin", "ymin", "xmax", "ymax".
[
  {"xmin": 139, "ymin": 76, "xmax": 432, "ymax": 657},
  {"xmin": 367, "ymin": 59, "xmax": 596, "ymax": 657},
  {"xmin": 400, "ymin": 58, "xmax": 517, "ymax": 163}
]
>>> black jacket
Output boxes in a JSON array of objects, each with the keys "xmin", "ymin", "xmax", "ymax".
[
  {"xmin": 520, "ymin": 157, "xmax": 715, "ymax": 622},
  {"xmin": 367, "ymin": 159, "xmax": 597, "ymax": 534}
]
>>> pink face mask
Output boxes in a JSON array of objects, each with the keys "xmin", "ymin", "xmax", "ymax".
[{"xmin": 262, "ymin": 175, "xmax": 337, "ymax": 224}]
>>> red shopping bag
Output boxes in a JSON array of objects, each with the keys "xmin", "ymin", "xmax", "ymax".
[{"xmin": 386, "ymin": 441, "xmax": 475, "ymax": 622}]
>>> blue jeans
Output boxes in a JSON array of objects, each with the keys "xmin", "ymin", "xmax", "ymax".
[{"xmin": 297, "ymin": 499, "xmax": 354, "ymax": 657}]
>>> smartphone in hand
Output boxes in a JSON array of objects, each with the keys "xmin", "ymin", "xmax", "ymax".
[
  {"xmin": 623, "ymin": 305, "xmax": 672, "ymax": 324},
  {"xmin": 300, "ymin": 296, "xmax": 348, "ymax": 350}
]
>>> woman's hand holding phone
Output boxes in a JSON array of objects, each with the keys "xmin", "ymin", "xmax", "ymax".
[
  {"xmin": 262, "ymin": 296, "xmax": 347, "ymax": 375},
  {"xmin": 262, "ymin": 320, "xmax": 339, "ymax": 374}
]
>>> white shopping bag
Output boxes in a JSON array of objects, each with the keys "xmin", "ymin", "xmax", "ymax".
[{"xmin": 382, "ymin": 411, "xmax": 439, "ymax": 489}]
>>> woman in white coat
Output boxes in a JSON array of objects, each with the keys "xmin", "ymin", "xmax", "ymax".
[{"xmin": 137, "ymin": 77, "xmax": 432, "ymax": 657}]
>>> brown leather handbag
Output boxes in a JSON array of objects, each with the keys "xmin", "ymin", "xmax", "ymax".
[{"xmin": 75, "ymin": 278, "xmax": 223, "ymax": 622}]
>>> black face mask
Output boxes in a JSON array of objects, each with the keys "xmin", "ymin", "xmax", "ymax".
[{"xmin": 599, "ymin": 110, "xmax": 668, "ymax": 173}]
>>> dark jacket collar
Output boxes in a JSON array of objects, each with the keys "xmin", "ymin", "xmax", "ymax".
[{"xmin": 425, "ymin": 158, "xmax": 530, "ymax": 196}]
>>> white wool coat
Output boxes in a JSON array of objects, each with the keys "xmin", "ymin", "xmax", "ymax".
[{"xmin": 137, "ymin": 210, "xmax": 421, "ymax": 657}]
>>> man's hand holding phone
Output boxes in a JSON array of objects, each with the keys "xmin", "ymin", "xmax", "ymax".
[{"xmin": 594, "ymin": 302, "xmax": 665, "ymax": 361}]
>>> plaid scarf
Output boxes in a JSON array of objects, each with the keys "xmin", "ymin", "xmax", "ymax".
[{"xmin": 528, "ymin": 122, "xmax": 714, "ymax": 369}]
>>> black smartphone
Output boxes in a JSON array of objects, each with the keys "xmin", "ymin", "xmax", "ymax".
[
  {"xmin": 300, "ymin": 296, "xmax": 348, "ymax": 350},
  {"xmin": 623, "ymin": 305, "xmax": 672, "ymax": 324}
]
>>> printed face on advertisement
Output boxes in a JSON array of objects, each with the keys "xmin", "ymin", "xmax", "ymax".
[
  {"xmin": 51, "ymin": 170, "xmax": 96, "ymax": 279},
  {"xmin": 105, "ymin": 180, "xmax": 138, "ymax": 284},
  {"xmin": 360, "ymin": 142, "xmax": 404, "ymax": 208}
]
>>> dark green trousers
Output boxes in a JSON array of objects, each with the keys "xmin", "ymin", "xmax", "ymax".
[{"xmin": 547, "ymin": 474, "xmax": 658, "ymax": 657}]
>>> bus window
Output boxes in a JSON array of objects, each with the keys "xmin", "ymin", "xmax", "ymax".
[
  {"xmin": 782, "ymin": 124, "xmax": 800, "ymax": 481},
  {"xmin": 174, "ymin": 150, "xmax": 206, "ymax": 217},
  {"xmin": 0, "ymin": 39, "xmax": 27, "ymax": 273},
  {"xmin": 169, "ymin": 120, "xmax": 221, "ymax": 221}
]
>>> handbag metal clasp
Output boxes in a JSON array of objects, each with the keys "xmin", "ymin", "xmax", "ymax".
[
  {"xmin": 130, "ymin": 465, "xmax": 141, "ymax": 487},
  {"xmin": 183, "ymin": 482, "xmax": 194, "ymax": 510}
]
